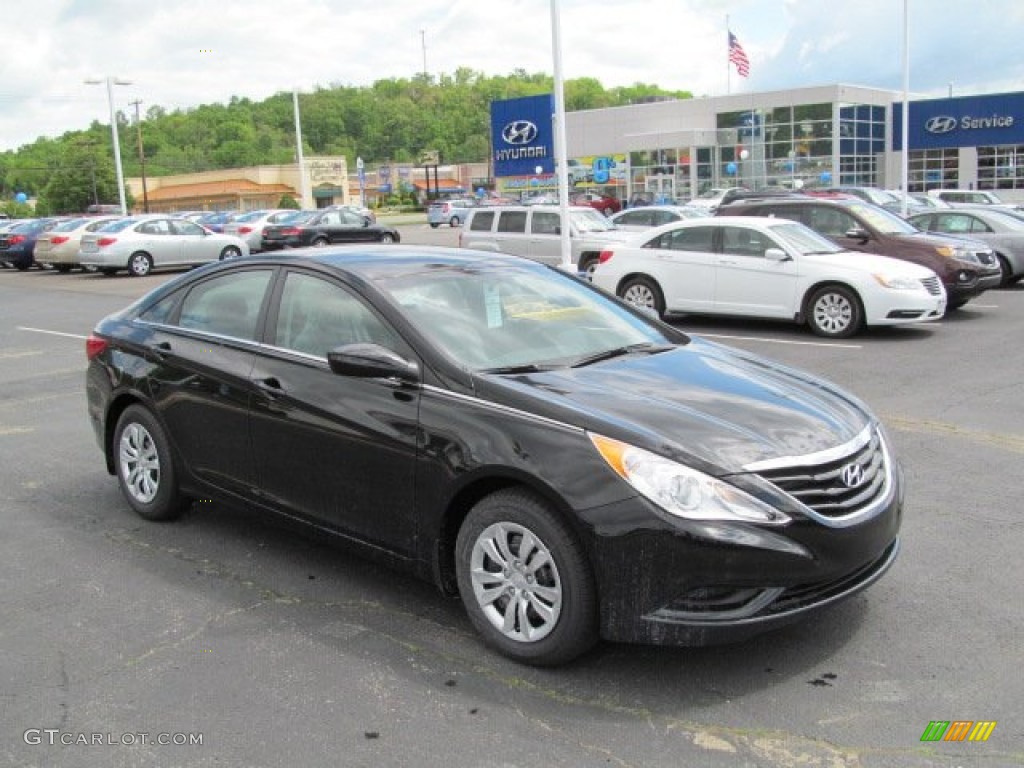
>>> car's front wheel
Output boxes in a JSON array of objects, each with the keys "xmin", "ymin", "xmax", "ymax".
[
  {"xmin": 219, "ymin": 245, "xmax": 242, "ymax": 260},
  {"xmin": 380, "ymin": 233, "xmax": 396, "ymax": 244},
  {"xmin": 430, "ymin": 223, "xmax": 440, "ymax": 229},
  {"xmin": 128, "ymin": 251, "xmax": 153, "ymax": 277},
  {"xmin": 806, "ymin": 284, "xmax": 863, "ymax": 338},
  {"xmin": 618, "ymin": 276, "xmax": 666, "ymax": 319},
  {"xmin": 450, "ymin": 216, "xmax": 461, "ymax": 227},
  {"xmin": 311, "ymin": 237, "xmax": 329, "ymax": 247},
  {"xmin": 455, "ymin": 489, "xmax": 597, "ymax": 666},
  {"xmin": 113, "ymin": 405, "xmax": 189, "ymax": 522}
]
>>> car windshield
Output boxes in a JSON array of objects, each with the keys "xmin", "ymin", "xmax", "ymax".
[
  {"xmin": 983, "ymin": 210, "xmax": 1024, "ymax": 230},
  {"xmin": 847, "ymin": 203, "xmax": 919, "ymax": 235},
  {"xmin": 99, "ymin": 218, "xmax": 144, "ymax": 233},
  {"xmin": 376, "ymin": 262, "xmax": 680, "ymax": 371},
  {"xmin": 770, "ymin": 222, "xmax": 845, "ymax": 255},
  {"xmin": 571, "ymin": 209, "xmax": 617, "ymax": 233},
  {"xmin": 52, "ymin": 218, "xmax": 90, "ymax": 232},
  {"xmin": 860, "ymin": 189, "xmax": 898, "ymax": 206},
  {"xmin": 278, "ymin": 210, "xmax": 317, "ymax": 225}
]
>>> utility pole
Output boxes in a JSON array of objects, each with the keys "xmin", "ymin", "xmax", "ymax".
[{"xmin": 129, "ymin": 99, "xmax": 150, "ymax": 212}]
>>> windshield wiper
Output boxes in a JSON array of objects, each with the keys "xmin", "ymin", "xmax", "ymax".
[
  {"xmin": 570, "ymin": 342, "xmax": 674, "ymax": 368},
  {"xmin": 478, "ymin": 363, "xmax": 557, "ymax": 375}
]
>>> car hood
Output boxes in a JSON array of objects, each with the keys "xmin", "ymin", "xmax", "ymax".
[
  {"xmin": 808, "ymin": 250, "xmax": 935, "ymax": 277},
  {"xmin": 896, "ymin": 230, "xmax": 989, "ymax": 251},
  {"xmin": 474, "ymin": 338, "xmax": 870, "ymax": 474}
]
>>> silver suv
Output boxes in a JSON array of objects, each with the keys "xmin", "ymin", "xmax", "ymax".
[{"xmin": 458, "ymin": 204, "xmax": 634, "ymax": 275}]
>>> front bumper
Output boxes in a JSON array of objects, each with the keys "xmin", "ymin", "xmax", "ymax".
[{"xmin": 576, "ymin": 469, "xmax": 902, "ymax": 646}]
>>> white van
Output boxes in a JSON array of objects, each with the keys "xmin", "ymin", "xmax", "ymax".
[{"xmin": 458, "ymin": 204, "xmax": 635, "ymax": 276}]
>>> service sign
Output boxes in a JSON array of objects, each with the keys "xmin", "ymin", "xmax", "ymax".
[
  {"xmin": 491, "ymin": 94, "xmax": 555, "ymax": 178},
  {"xmin": 893, "ymin": 92, "xmax": 1024, "ymax": 150}
]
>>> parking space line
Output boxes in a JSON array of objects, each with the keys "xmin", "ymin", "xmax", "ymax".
[
  {"xmin": 0, "ymin": 349, "xmax": 44, "ymax": 360},
  {"xmin": 694, "ymin": 333, "xmax": 862, "ymax": 349},
  {"xmin": 884, "ymin": 414, "xmax": 1024, "ymax": 454},
  {"xmin": 17, "ymin": 326, "xmax": 89, "ymax": 340}
]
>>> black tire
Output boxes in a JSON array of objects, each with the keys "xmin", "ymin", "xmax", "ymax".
[
  {"xmin": 455, "ymin": 489, "xmax": 598, "ymax": 666},
  {"xmin": 948, "ymin": 298, "xmax": 969, "ymax": 311},
  {"xmin": 449, "ymin": 216, "xmax": 461, "ymax": 227},
  {"xmin": 128, "ymin": 251, "xmax": 153, "ymax": 277},
  {"xmin": 112, "ymin": 405, "xmax": 189, "ymax": 522},
  {"xmin": 55, "ymin": 264, "xmax": 74, "ymax": 273},
  {"xmin": 578, "ymin": 255, "xmax": 599, "ymax": 280},
  {"xmin": 379, "ymin": 232, "xmax": 396, "ymax": 244},
  {"xmin": 996, "ymin": 254, "xmax": 1013, "ymax": 288},
  {"xmin": 806, "ymin": 284, "xmax": 863, "ymax": 338},
  {"xmin": 100, "ymin": 268, "xmax": 118, "ymax": 276},
  {"xmin": 430, "ymin": 223, "xmax": 440, "ymax": 229},
  {"xmin": 618, "ymin": 276, "xmax": 666, "ymax": 319},
  {"xmin": 311, "ymin": 237, "xmax": 329, "ymax": 247},
  {"xmin": 219, "ymin": 245, "xmax": 242, "ymax": 261}
]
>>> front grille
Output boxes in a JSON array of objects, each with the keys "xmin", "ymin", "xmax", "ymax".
[
  {"xmin": 753, "ymin": 427, "xmax": 889, "ymax": 523},
  {"xmin": 767, "ymin": 539, "xmax": 898, "ymax": 614},
  {"xmin": 920, "ymin": 275, "xmax": 943, "ymax": 295}
]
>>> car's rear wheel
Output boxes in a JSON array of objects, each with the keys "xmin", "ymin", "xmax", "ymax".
[
  {"xmin": 380, "ymin": 233, "xmax": 396, "ymax": 244},
  {"xmin": 996, "ymin": 254, "xmax": 1013, "ymax": 287},
  {"xmin": 55, "ymin": 264, "xmax": 73, "ymax": 273},
  {"xmin": 806, "ymin": 284, "xmax": 863, "ymax": 338},
  {"xmin": 113, "ymin": 405, "xmax": 189, "ymax": 522},
  {"xmin": 219, "ymin": 245, "xmax": 242, "ymax": 260},
  {"xmin": 455, "ymin": 489, "xmax": 597, "ymax": 666},
  {"xmin": 450, "ymin": 216, "xmax": 461, "ymax": 227},
  {"xmin": 618, "ymin": 276, "xmax": 666, "ymax": 319},
  {"xmin": 128, "ymin": 252, "xmax": 153, "ymax": 277},
  {"xmin": 578, "ymin": 255, "xmax": 599, "ymax": 280},
  {"xmin": 311, "ymin": 237, "xmax": 329, "ymax": 247}
]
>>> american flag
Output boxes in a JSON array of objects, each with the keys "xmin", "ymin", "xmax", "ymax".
[{"xmin": 729, "ymin": 31, "xmax": 750, "ymax": 78}]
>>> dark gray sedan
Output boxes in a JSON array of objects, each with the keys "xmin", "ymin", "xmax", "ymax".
[{"xmin": 909, "ymin": 207, "xmax": 1024, "ymax": 286}]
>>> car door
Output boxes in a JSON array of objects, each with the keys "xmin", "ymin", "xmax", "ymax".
[
  {"xmin": 713, "ymin": 225, "xmax": 797, "ymax": 318},
  {"xmin": 248, "ymin": 269, "xmax": 420, "ymax": 554},
  {"xmin": 334, "ymin": 208, "xmax": 376, "ymax": 243},
  {"xmin": 137, "ymin": 218, "xmax": 182, "ymax": 266},
  {"xmin": 527, "ymin": 211, "xmax": 562, "ymax": 265},
  {"xmin": 642, "ymin": 225, "xmax": 717, "ymax": 312},
  {"xmin": 171, "ymin": 218, "xmax": 216, "ymax": 264},
  {"xmin": 139, "ymin": 268, "xmax": 275, "ymax": 497}
]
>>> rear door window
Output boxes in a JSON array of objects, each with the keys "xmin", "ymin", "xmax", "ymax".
[{"xmin": 497, "ymin": 211, "xmax": 528, "ymax": 233}]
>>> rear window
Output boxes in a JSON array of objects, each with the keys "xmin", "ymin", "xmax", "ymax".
[
  {"xmin": 469, "ymin": 211, "xmax": 495, "ymax": 231},
  {"xmin": 497, "ymin": 211, "xmax": 527, "ymax": 233},
  {"xmin": 52, "ymin": 218, "xmax": 90, "ymax": 232}
]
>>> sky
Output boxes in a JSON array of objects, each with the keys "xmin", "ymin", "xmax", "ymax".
[{"xmin": 2, "ymin": 0, "xmax": 1023, "ymax": 152}]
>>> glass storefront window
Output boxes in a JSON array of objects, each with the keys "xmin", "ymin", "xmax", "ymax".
[
  {"xmin": 978, "ymin": 145, "xmax": 1024, "ymax": 190},
  {"xmin": 909, "ymin": 148, "xmax": 959, "ymax": 192}
]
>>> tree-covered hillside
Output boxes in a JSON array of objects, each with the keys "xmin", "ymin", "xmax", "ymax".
[{"xmin": 0, "ymin": 69, "xmax": 690, "ymax": 215}]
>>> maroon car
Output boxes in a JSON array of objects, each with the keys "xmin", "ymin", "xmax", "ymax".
[{"xmin": 570, "ymin": 191, "xmax": 622, "ymax": 216}]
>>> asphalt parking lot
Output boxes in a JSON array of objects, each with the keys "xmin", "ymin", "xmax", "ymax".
[{"xmin": 1, "ymin": 222, "xmax": 1022, "ymax": 768}]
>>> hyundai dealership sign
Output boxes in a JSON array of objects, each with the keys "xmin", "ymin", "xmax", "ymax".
[
  {"xmin": 894, "ymin": 92, "xmax": 1024, "ymax": 150},
  {"xmin": 491, "ymin": 94, "xmax": 555, "ymax": 177}
]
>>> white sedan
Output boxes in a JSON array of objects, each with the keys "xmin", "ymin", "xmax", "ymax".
[
  {"xmin": 79, "ymin": 215, "xmax": 250, "ymax": 277},
  {"xmin": 591, "ymin": 216, "xmax": 947, "ymax": 338}
]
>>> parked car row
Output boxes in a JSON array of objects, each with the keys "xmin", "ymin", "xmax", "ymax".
[
  {"xmin": 0, "ymin": 204, "xmax": 394, "ymax": 276},
  {"xmin": 458, "ymin": 192, "xmax": 1014, "ymax": 339}
]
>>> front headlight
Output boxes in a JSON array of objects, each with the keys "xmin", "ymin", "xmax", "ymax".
[
  {"xmin": 873, "ymin": 273, "xmax": 922, "ymax": 291},
  {"xmin": 589, "ymin": 433, "xmax": 790, "ymax": 526},
  {"xmin": 935, "ymin": 244, "xmax": 977, "ymax": 263}
]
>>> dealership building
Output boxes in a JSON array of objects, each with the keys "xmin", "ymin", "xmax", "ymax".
[{"xmin": 491, "ymin": 85, "xmax": 1024, "ymax": 204}]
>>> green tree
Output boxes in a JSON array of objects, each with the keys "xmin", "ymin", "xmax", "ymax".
[{"xmin": 40, "ymin": 137, "xmax": 117, "ymax": 213}]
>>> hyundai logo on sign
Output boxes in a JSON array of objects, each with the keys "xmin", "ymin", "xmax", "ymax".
[
  {"xmin": 840, "ymin": 463, "xmax": 866, "ymax": 489},
  {"xmin": 924, "ymin": 116, "xmax": 959, "ymax": 135},
  {"xmin": 501, "ymin": 120, "xmax": 539, "ymax": 146}
]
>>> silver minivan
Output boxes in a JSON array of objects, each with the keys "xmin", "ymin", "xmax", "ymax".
[{"xmin": 458, "ymin": 204, "xmax": 634, "ymax": 275}]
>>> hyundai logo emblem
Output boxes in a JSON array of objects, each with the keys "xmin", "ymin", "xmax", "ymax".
[
  {"xmin": 501, "ymin": 120, "xmax": 539, "ymax": 146},
  {"xmin": 924, "ymin": 116, "xmax": 958, "ymax": 134},
  {"xmin": 840, "ymin": 463, "xmax": 866, "ymax": 489}
]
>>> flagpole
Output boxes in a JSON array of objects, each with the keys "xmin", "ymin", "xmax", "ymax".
[{"xmin": 726, "ymin": 14, "xmax": 731, "ymax": 95}]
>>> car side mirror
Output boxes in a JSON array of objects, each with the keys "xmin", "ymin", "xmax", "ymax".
[
  {"xmin": 328, "ymin": 343, "xmax": 419, "ymax": 383},
  {"xmin": 764, "ymin": 247, "xmax": 790, "ymax": 262},
  {"xmin": 845, "ymin": 227, "xmax": 870, "ymax": 242}
]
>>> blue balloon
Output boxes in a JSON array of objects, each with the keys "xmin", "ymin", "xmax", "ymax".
[
  {"xmin": 819, "ymin": 171, "xmax": 832, "ymax": 184},
  {"xmin": 14, "ymin": 192, "xmax": 28, "ymax": 203},
  {"xmin": 726, "ymin": 162, "xmax": 738, "ymax": 176}
]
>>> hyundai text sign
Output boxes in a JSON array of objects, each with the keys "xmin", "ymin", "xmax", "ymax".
[
  {"xmin": 893, "ymin": 92, "xmax": 1024, "ymax": 150},
  {"xmin": 491, "ymin": 94, "xmax": 555, "ymax": 177}
]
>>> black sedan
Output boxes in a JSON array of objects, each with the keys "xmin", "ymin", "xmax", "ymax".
[
  {"xmin": 86, "ymin": 247, "xmax": 902, "ymax": 665},
  {"xmin": 260, "ymin": 208, "xmax": 399, "ymax": 250}
]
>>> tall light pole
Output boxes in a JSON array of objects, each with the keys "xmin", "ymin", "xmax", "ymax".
[
  {"xmin": 85, "ymin": 76, "xmax": 131, "ymax": 215},
  {"xmin": 293, "ymin": 89, "xmax": 311, "ymax": 209}
]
